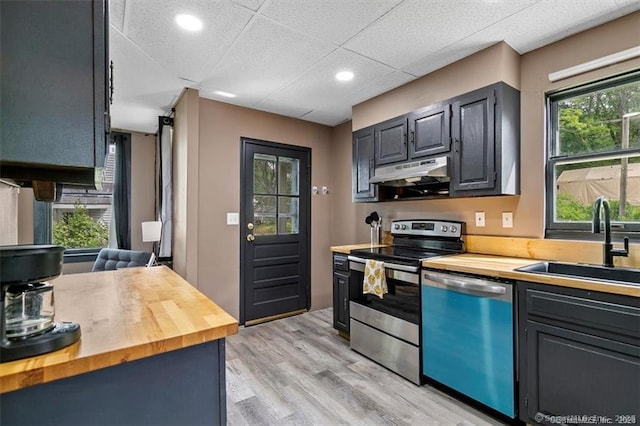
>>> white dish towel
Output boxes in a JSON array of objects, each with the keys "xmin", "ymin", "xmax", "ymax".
[{"xmin": 363, "ymin": 259, "xmax": 388, "ymax": 299}]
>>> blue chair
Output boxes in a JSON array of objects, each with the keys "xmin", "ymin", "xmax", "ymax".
[{"xmin": 91, "ymin": 248, "xmax": 152, "ymax": 272}]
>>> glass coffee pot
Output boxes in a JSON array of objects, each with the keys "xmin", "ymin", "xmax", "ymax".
[{"xmin": 4, "ymin": 282, "xmax": 55, "ymax": 339}]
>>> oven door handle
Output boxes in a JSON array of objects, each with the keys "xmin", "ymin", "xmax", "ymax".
[
  {"xmin": 422, "ymin": 270, "xmax": 509, "ymax": 298},
  {"xmin": 348, "ymin": 255, "xmax": 419, "ymax": 273}
]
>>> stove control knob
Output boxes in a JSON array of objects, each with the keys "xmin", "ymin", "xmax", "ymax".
[
  {"xmin": 441, "ymin": 225, "xmax": 448, "ymax": 232},
  {"xmin": 394, "ymin": 224, "xmax": 400, "ymax": 230},
  {"xmin": 401, "ymin": 224, "xmax": 407, "ymax": 230},
  {"xmin": 450, "ymin": 226, "xmax": 458, "ymax": 233}
]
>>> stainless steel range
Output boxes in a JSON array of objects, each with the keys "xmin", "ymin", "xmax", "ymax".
[{"xmin": 348, "ymin": 219, "xmax": 464, "ymax": 384}]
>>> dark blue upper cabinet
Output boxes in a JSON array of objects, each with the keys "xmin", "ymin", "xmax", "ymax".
[
  {"xmin": 451, "ymin": 82, "xmax": 520, "ymax": 197},
  {"xmin": 408, "ymin": 102, "xmax": 451, "ymax": 159},
  {"xmin": 352, "ymin": 126, "xmax": 378, "ymax": 201},
  {"xmin": 374, "ymin": 115, "xmax": 408, "ymax": 166},
  {"xmin": 0, "ymin": 0, "xmax": 109, "ymax": 188}
]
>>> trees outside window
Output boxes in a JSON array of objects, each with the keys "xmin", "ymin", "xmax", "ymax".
[{"xmin": 547, "ymin": 71, "xmax": 640, "ymax": 239}]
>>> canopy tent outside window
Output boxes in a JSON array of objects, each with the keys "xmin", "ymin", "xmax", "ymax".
[{"xmin": 557, "ymin": 163, "xmax": 640, "ymax": 205}]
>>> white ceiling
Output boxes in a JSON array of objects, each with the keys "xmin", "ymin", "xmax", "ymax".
[{"xmin": 109, "ymin": 0, "xmax": 640, "ymax": 134}]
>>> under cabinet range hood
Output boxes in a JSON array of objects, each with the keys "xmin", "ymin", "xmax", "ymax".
[{"xmin": 370, "ymin": 156, "xmax": 449, "ymax": 187}]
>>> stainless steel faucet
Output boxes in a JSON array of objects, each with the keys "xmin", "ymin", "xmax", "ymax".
[{"xmin": 592, "ymin": 196, "xmax": 629, "ymax": 267}]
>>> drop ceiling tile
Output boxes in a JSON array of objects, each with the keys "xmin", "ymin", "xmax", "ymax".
[
  {"xmin": 109, "ymin": 0, "xmax": 126, "ymax": 32},
  {"xmin": 344, "ymin": 0, "xmax": 540, "ymax": 69},
  {"xmin": 260, "ymin": 0, "xmax": 402, "ymax": 45},
  {"xmin": 252, "ymin": 99, "xmax": 315, "ymax": 119},
  {"xmin": 232, "ymin": 0, "xmax": 265, "ymax": 12},
  {"xmin": 346, "ymin": 70, "xmax": 416, "ymax": 106},
  {"xmin": 109, "ymin": 29, "xmax": 186, "ymax": 132},
  {"xmin": 199, "ymin": 16, "xmax": 335, "ymax": 99},
  {"xmin": 199, "ymin": 89, "xmax": 264, "ymax": 109},
  {"xmin": 489, "ymin": 0, "xmax": 636, "ymax": 54},
  {"xmin": 403, "ymin": 39, "xmax": 496, "ymax": 77},
  {"xmin": 122, "ymin": 0, "xmax": 254, "ymax": 82},
  {"xmin": 299, "ymin": 107, "xmax": 353, "ymax": 127},
  {"xmin": 267, "ymin": 49, "xmax": 396, "ymax": 109},
  {"xmin": 111, "ymin": 102, "xmax": 168, "ymax": 134}
]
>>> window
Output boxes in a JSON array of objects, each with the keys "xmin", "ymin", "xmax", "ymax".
[
  {"xmin": 546, "ymin": 71, "xmax": 640, "ymax": 240},
  {"xmin": 34, "ymin": 132, "xmax": 131, "ymax": 262},
  {"xmin": 51, "ymin": 142, "xmax": 116, "ymax": 249},
  {"xmin": 252, "ymin": 153, "xmax": 300, "ymax": 236}
]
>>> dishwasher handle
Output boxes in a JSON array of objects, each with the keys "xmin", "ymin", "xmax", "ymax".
[{"xmin": 422, "ymin": 270, "xmax": 512, "ymax": 302}]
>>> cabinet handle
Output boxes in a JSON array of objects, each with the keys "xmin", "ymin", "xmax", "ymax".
[
  {"xmin": 410, "ymin": 130, "xmax": 415, "ymax": 144},
  {"xmin": 454, "ymin": 138, "xmax": 460, "ymax": 153},
  {"xmin": 109, "ymin": 61, "xmax": 114, "ymax": 105},
  {"xmin": 344, "ymin": 298, "xmax": 348, "ymax": 312}
]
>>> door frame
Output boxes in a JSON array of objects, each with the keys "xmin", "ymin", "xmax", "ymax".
[{"xmin": 239, "ymin": 137, "xmax": 312, "ymax": 325}]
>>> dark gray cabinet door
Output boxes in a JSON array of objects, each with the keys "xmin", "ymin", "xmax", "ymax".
[
  {"xmin": 451, "ymin": 86, "xmax": 496, "ymax": 193},
  {"xmin": 375, "ymin": 115, "xmax": 408, "ymax": 165},
  {"xmin": 526, "ymin": 321, "xmax": 640, "ymax": 422},
  {"xmin": 0, "ymin": 0, "xmax": 108, "ymax": 186},
  {"xmin": 352, "ymin": 127, "xmax": 377, "ymax": 201},
  {"xmin": 451, "ymin": 82, "xmax": 520, "ymax": 197},
  {"xmin": 518, "ymin": 283, "xmax": 640, "ymax": 424},
  {"xmin": 409, "ymin": 103, "xmax": 451, "ymax": 159},
  {"xmin": 333, "ymin": 271, "xmax": 350, "ymax": 334}
]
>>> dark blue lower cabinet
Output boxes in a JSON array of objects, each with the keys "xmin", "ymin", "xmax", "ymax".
[
  {"xmin": 518, "ymin": 282, "xmax": 640, "ymax": 424},
  {"xmin": 1, "ymin": 339, "xmax": 227, "ymax": 426}
]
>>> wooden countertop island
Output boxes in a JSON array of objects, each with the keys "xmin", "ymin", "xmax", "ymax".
[{"xmin": 0, "ymin": 266, "xmax": 238, "ymax": 425}]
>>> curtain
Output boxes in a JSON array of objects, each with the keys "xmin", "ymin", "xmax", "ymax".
[
  {"xmin": 158, "ymin": 118, "xmax": 173, "ymax": 258},
  {"xmin": 112, "ymin": 132, "xmax": 132, "ymax": 249}
]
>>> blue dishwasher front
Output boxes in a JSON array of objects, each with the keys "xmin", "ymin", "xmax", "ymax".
[{"xmin": 421, "ymin": 269, "xmax": 515, "ymax": 418}]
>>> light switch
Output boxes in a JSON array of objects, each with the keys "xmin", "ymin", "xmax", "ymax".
[
  {"xmin": 475, "ymin": 212, "xmax": 485, "ymax": 227},
  {"xmin": 226, "ymin": 212, "xmax": 239, "ymax": 225}
]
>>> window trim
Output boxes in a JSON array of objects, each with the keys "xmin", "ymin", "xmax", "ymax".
[{"xmin": 545, "ymin": 69, "xmax": 640, "ymax": 241}]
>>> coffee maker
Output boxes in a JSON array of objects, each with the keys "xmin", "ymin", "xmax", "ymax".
[{"xmin": 1, "ymin": 245, "xmax": 81, "ymax": 363}]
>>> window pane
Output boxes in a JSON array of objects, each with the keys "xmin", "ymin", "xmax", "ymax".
[
  {"xmin": 253, "ymin": 195, "xmax": 276, "ymax": 235},
  {"xmin": 254, "ymin": 154, "xmax": 277, "ymax": 194},
  {"xmin": 556, "ymin": 80, "xmax": 640, "ymax": 156},
  {"xmin": 52, "ymin": 143, "xmax": 115, "ymax": 249},
  {"xmin": 278, "ymin": 196, "xmax": 299, "ymax": 235},
  {"xmin": 278, "ymin": 157, "xmax": 299, "ymax": 196},
  {"xmin": 554, "ymin": 156, "xmax": 640, "ymax": 224}
]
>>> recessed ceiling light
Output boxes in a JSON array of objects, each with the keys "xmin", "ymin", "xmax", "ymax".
[
  {"xmin": 335, "ymin": 71, "xmax": 354, "ymax": 82},
  {"xmin": 175, "ymin": 14, "xmax": 203, "ymax": 32},
  {"xmin": 214, "ymin": 90, "xmax": 237, "ymax": 98}
]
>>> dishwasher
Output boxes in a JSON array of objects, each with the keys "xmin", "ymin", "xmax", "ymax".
[{"xmin": 421, "ymin": 269, "xmax": 516, "ymax": 419}]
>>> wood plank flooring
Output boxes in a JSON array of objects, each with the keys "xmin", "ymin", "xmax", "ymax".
[{"xmin": 225, "ymin": 308, "xmax": 506, "ymax": 425}]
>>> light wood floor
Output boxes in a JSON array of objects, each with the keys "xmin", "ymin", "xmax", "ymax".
[{"xmin": 225, "ymin": 308, "xmax": 506, "ymax": 425}]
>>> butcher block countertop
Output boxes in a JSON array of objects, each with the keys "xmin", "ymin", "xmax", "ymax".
[
  {"xmin": 423, "ymin": 253, "xmax": 640, "ymax": 298},
  {"xmin": 330, "ymin": 243, "xmax": 389, "ymax": 254},
  {"xmin": 0, "ymin": 266, "xmax": 238, "ymax": 394}
]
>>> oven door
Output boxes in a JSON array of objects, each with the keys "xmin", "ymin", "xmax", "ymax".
[{"xmin": 347, "ymin": 255, "xmax": 421, "ymax": 325}]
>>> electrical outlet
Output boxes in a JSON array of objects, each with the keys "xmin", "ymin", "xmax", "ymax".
[
  {"xmin": 502, "ymin": 212, "xmax": 513, "ymax": 228},
  {"xmin": 475, "ymin": 211, "xmax": 485, "ymax": 227}
]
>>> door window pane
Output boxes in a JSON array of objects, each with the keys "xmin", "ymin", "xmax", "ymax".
[
  {"xmin": 278, "ymin": 157, "xmax": 299, "ymax": 195},
  {"xmin": 278, "ymin": 196, "xmax": 299, "ymax": 234},
  {"xmin": 253, "ymin": 195, "xmax": 276, "ymax": 235},
  {"xmin": 254, "ymin": 154, "xmax": 277, "ymax": 194}
]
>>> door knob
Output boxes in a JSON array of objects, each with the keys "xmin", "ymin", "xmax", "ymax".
[
  {"xmin": 247, "ymin": 223, "xmax": 254, "ymax": 230},
  {"xmin": 246, "ymin": 234, "xmax": 255, "ymax": 242}
]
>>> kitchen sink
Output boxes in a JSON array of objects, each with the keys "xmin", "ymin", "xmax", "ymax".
[{"xmin": 516, "ymin": 261, "xmax": 640, "ymax": 286}]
